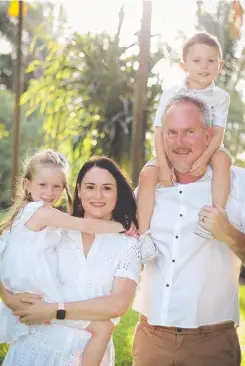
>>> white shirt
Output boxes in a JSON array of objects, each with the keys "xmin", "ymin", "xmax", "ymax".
[
  {"xmin": 154, "ymin": 79, "xmax": 230, "ymax": 128},
  {"xmin": 133, "ymin": 166, "xmax": 245, "ymax": 328}
]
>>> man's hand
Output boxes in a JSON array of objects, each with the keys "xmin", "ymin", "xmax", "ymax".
[
  {"xmin": 159, "ymin": 166, "xmax": 176, "ymax": 187},
  {"xmin": 189, "ymin": 156, "xmax": 208, "ymax": 177},
  {"xmin": 198, "ymin": 204, "xmax": 231, "ymax": 242},
  {"xmin": 13, "ymin": 298, "xmax": 55, "ymax": 325}
]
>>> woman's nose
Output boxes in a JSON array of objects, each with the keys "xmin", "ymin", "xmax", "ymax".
[{"xmin": 93, "ymin": 189, "xmax": 102, "ymax": 199}]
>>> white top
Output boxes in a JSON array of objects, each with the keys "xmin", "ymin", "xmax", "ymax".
[
  {"xmin": 133, "ymin": 166, "xmax": 245, "ymax": 328},
  {"xmin": 153, "ymin": 79, "xmax": 230, "ymax": 128},
  {"xmin": 0, "ymin": 201, "xmax": 89, "ymax": 343}
]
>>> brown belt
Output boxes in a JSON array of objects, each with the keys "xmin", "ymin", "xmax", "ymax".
[{"xmin": 140, "ymin": 315, "xmax": 235, "ymax": 335}]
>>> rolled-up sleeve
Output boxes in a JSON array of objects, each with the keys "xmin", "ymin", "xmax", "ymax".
[{"xmin": 115, "ymin": 237, "xmax": 141, "ymax": 284}]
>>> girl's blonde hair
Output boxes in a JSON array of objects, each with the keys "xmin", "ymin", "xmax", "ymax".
[{"xmin": 0, "ymin": 149, "xmax": 72, "ymax": 234}]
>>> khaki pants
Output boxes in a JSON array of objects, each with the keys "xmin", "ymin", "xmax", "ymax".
[{"xmin": 132, "ymin": 316, "xmax": 241, "ymax": 366}]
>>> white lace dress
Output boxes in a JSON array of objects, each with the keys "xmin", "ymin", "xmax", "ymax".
[{"xmin": 2, "ymin": 221, "xmax": 141, "ymax": 365}]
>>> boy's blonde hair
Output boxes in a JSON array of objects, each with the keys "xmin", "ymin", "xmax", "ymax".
[
  {"xmin": 182, "ymin": 32, "xmax": 222, "ymax": 61},
  {"xmin": 0, "ymin": 149, "xmax": 72, "ymax": 234}
]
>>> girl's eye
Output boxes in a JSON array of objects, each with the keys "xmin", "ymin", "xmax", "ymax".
[
  {"xmin": 193, "ymin": 59, "xmax": 199, "ymax": 63},
  {"xmin": 40, "ymin": 183, "xmax": 46, "ymax": 187},
  {"xmin": 54, "ymin": 185, "xmax": 62, "ymax": 189},
  {"xmin": 168, "ymin": 131, "xmax": 175, "ymax": 136},
  {"xmin": 187, "ymin": 130, "xmax": 194, "ymax": 135}
]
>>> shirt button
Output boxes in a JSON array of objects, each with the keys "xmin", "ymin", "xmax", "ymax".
[
  {"xmin": 172, "ymin": 259, "xmax": 175, "ymax": 263},
  {"xmin": 180, "ymin": 214, "xmax": 183, "ymax": 217},
  {"xmin": 175, "ymin": 235, "xmax": 179, "ymax": 239},
  {"xmin": 166, "ymin": 284, "xmax": 169, "ymax": 287},
  {"xmin": 179, "ymin": 191, "xmax": 182, "ymax": 194}
]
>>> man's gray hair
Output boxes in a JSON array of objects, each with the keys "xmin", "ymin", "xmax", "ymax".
[{"xmin": 164, "ymin": 95, "xmax": 211, "ymax": 128}]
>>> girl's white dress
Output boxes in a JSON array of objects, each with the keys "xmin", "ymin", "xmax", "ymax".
[{"xmin": 0, "ymin": 201, "xmax": 141, "ymax": 366}]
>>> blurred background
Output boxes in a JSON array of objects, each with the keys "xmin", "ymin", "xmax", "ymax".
[{"xmin": 0, "ymin": 0, "xmax": 245, "ymax": 364}]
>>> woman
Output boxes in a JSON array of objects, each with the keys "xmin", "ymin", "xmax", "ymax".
[{"xmin": 1, "ymin": 157, "xmax": 141, "ymax": 366}]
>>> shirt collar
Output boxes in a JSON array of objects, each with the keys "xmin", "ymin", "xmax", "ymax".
[
  {"xmin": 176, "ymin": 78, "xmax": 216, "ymax": 94},
  {"xmin": 158, "ymin": 166, "xmax": 212, "ymax": 188}
]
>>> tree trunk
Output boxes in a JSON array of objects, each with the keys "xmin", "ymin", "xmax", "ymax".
[{"xmin": 131, "ymin": 0, "xmax": 152, "ymax": 186}]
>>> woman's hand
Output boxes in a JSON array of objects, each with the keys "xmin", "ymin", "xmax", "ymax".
[
  {"xmin": 198, "ymin": 204, "xmax": 232, "ymax": 242},
  {"xmin": 13, "ymin": 298, "xmax": 56, "ymax": 325},
  {"xmin": 0, "ymin": 284, "xmax": 42, "ymax": 311}
]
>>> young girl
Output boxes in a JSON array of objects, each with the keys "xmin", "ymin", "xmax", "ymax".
[{"xmin": 0, "ymin": 149, "xmax": 127, "ymax": 366}]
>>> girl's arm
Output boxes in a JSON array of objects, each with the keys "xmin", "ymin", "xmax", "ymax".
[
  {"xmin": 26, "ymin": 206, "xmax": 124, "ymax": 234},
  {"xmin": 14, "ymin": 277, "xmax": 137, "ymax": 323}
]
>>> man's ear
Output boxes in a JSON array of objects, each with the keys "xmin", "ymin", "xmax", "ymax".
[{"xmin": 205, "ymin": 127, "xmax": 213, "ymax": 146}]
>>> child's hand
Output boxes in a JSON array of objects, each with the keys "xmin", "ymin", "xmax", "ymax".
[
  {"xmin": 126, "ymin": 223, "xmax": 139, "ymax": 238},
  {"xmin": 159, "ymin": 166, "xmax": 176, "ymax": 187},
  {"xmin": 189, "ymin": 156, "xmax": 208, "ymax": 177}
]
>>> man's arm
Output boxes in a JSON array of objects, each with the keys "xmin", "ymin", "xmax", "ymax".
[
  {"xmin": 223, "ymin": 223, "xmax": 245, "ymax": 264},
  {"xmin": 199, "ymin": 204, "xmax": 245, "ymax": 264}
]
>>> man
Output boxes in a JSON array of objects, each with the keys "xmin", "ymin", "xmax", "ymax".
[{"xmin": 132, "ymin": 95, "xmax": 245, "ymax": 366}]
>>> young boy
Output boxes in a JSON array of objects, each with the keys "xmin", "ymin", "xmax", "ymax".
[{"xmin": 138, "ymin": 32, "xmax": 231, "ymax": 240}]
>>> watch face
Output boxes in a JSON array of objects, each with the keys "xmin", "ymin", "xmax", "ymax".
[{"xmin": 56, "ymin": 309, "xmax": 66, "ymax": 320}]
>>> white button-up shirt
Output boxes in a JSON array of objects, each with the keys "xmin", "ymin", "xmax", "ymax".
[
  {"xmin": 133, "ymin": 166, "xmax": 245, "ymax": 328},
  {"xmin": 154, "ymin": 79, "xmax": 230, "ymax": 128}
]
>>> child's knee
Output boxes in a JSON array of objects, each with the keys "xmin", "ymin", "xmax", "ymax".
[
  {"xmin": 90, "ymin": 321, "xmax": 114, "ymax": 338},
  {"xmin": 139, "ymin": 167, "xmax": 158, "ymax": 186},
  {"xmin": 211, "ymin": 149, "xmax": 232, "ymax": 169}
]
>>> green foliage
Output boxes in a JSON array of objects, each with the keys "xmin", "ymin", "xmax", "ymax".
[
  {"xmin": 0, "ymin": 1, "xmax": 68, "ymax": 92},
  {"xmin": 0, "ymin": 89, "xmax": 43, "ymax": 205},
  {"xmin": 21, "ymin": 8, "xmax": 170, "ymax": 176}
]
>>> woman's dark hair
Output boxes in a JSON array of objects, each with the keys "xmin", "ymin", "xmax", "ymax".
[{"xmin": 72, "ymin": 157, "xmax": 138, "ymax": 231}]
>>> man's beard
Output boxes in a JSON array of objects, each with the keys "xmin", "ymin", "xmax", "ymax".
[{"xmin": 170, "ymin": 160, "xmax": 194, "ymax": 174}]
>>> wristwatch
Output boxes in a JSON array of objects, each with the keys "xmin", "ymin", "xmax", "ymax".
[{"xmin": 56, "ymin": 302, "xmax": 66, "ymax": 320}]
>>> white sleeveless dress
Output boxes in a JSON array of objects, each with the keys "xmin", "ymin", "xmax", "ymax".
[{"xmin": 0, "ymin": 203, "xmax": 141, "ymax": 365}]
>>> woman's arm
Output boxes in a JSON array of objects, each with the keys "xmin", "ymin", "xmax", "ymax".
[
  {"xmin": 14, "ymin": 277, "xmax": 137, "ymax": 324},
  {"xmin": 26, "ymin": 206, "xmax": 124, "ymax": 234}
]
